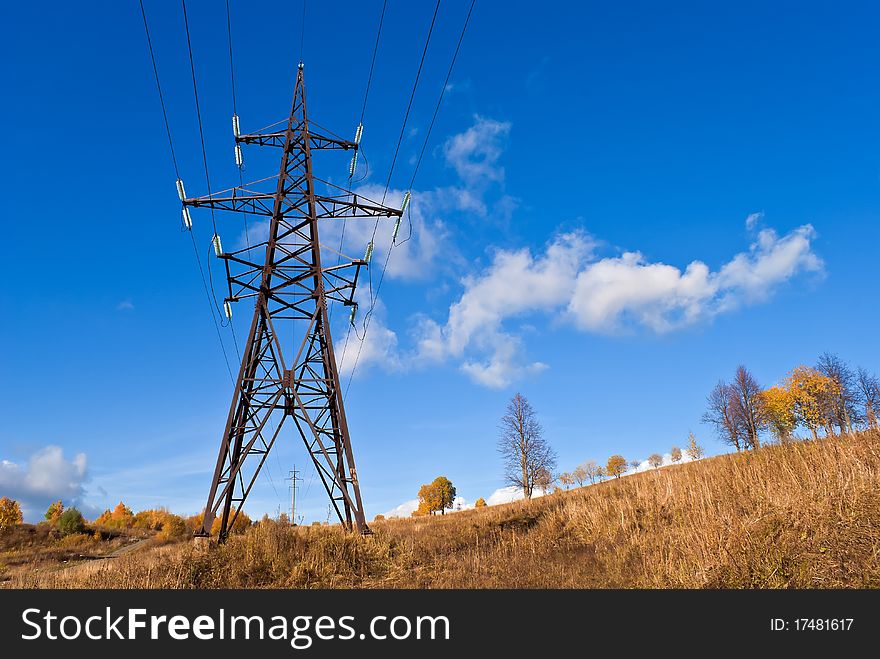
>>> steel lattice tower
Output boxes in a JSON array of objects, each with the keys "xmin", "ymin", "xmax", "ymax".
[{"xmin": 184, "ymin": 64, "xmax": 401, "ymax": 540}]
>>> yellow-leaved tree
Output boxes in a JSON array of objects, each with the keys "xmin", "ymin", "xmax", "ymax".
[
  {"xmin": 417, "ymin": 476, "xmax": 457, "ymax": 515},
  {"xmin": 44, "ymin": 500, "xmax": 64, "ymax": 524},
  {"xmin": 96, "ymin": 501, "xmax": 135, "ymax": 528},
  {"xmin": 474, "ymin": 497, "xmax": 487, "ymax": 507},
  {"xmin": 606, "ymin": 455, "xmax": 627, "ymax": 479},
  {"xmin": 0, "ymin": 497, "xmax": 23, "ymax": 534},
  {"xmin": 787, "ymin": 366, "xmax": 839, "ymax": 441},
  {"xmin": 760, "ymin": 385, "xmax": 798, "ymax": 443}
]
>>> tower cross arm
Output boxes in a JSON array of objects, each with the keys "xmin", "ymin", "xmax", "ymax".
[
  {"xmin": 313, "ymin": 193, "xmax": 403, "ymax": 220},
  {"xmin": 183, "ymin": 192, "xmax": 275, "ymax": 216},
  {"xmin": 238, "ymin": 130, "xmax": 357, "ymax": 151}
]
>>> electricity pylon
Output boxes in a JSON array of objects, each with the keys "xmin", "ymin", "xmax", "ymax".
[{"xmin": 184, "ymin": 64, "xmax": 401, "ymax": 541}]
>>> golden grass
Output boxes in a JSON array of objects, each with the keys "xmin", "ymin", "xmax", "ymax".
[{"xmin": 8, "ymin": 429, "xmax": 880, "ymax": 589}]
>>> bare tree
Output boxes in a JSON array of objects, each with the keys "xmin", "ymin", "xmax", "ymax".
[
  {"xmin": 534, "ymin": 467, "xmax": 554, "ymax": 493},
  {"xmin": 498, "ymin": 393, "xmax": 556, "ymax": 499},
  {"xmin": 816, "ymin": 353, "xmax": 859, "ymax": 435},
  {"xmin": 648, "ymin": 454, "xmax": 663, "ymax": 469},
  {"xmin": 856, "ymin": 368, "xmax": 880, "ymax": 430},
  {"xmin": 703, "ymin": 380, "xmax": 744, "ymax": 451},
  {"xmin": 730, "ymin": 366, "xmax": 765, "ymax": 449},
  {"xmin": 629, "ymin": 460, "xmax": 641, "ymax": 471}
]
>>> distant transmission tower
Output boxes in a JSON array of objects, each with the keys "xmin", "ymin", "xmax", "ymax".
[{"xmin": 185, "ymin": 64, "xmax": 401, "ymax": 541}]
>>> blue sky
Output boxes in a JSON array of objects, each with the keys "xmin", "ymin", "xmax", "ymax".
[{"xmin": 1, "ymin": 1, "xmax": 878, "ymax": 523}]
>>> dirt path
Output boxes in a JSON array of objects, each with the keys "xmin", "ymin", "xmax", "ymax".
[
  {"xmin": 105, "ymin": 538, "xmax": 148, "ymax": 558},
  {"xmin": 51, "ymin": 538, "xmax": 150, "ymax": 579}
]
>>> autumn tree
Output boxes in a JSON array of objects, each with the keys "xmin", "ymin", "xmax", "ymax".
[
  {"xmin": 760, "ymin": 385, "xmax": 797, "ymax": 443},
  {"xmin": 606, "ymin": 455, "xmax": 627, "ymax": 479},
  {"xmin": 418, "ymin": 476, "xmax": 456, "ymax": 515},
  {"xmin": 58, "ymin": 508, "xmax": 85, "ymax": 536},
  {"xmin": 44, "ymin": 500, "xmax": 64, "ymax": 524},
  {"xmin": 648, "ymin": 454, "xmax": 663, "ymax": 469},
  {"xmin": 373, "ymin": 514, "xmax": 386, "ymax": 522},
  {"xmin": 787, "ymin": 366, "xmax": 839, "ymax": 440},
  {"xmin": 579, "ymin": 460, "xmax": 600, "ymax": 485},
  {"xmin": 498, "ymin": 393, "xmax": 556, "ymax": 499},
  {"xmin": 685, "ymin": 432, "xmax": 704, "ymax": 460},
  {"xmin": 210, "ymin": 508, "xmax": 251, "ymax": 536},
  {"xmin": 595, "ymin": 466, "xmax": 607, "ymax": 482},
  {"xmin": 0, "ymin": 497, "xmax": 23, "ymax": 534},
  {"xmin": 97, "ymin": 501, "xmax": 135, "ymax": 529},
  {"xmin": 475, "ymin": 497, "xmax": 487, "ymax": 508},
  {"xmin": 571, "ymin": 465, "xmax": 586, "ymax": 487},
  {"xmin": 816, "ymin": 353, "xmax": 858, "ymax": 435},
  {"xmin": 856, "ymin": 367, "xmax": 879, "ymax": 430},
  {"xmin": 156, "ymin": 515, "xmax": 187, "ymax": 542},
  {"xmin": 629, "ymin": 460, "xmax": 641, "ymax": 471},
  {"xmin": 670, "ymin": 446, "xmax": 682, "ymax": 463},
  {"xmin": 558, "ymin": 472, "xmax": 574, "ymax": 489},
  {"xmin": 703, "ymin": 380, "xmax": 743, "ymax": 451}
]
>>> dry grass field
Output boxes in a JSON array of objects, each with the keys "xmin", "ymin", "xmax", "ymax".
[{"xmin": 5, "ymin": 429, "xmax": 880, "ymax": 589}]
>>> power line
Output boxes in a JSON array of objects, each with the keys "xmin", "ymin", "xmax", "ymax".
[
  {"xmin": 331, "ymin": 0, "xmax": 389, "ymax": 323},
  {"xmin": 139, "ymin": 0, "xmax": 236, "ymax": 384},
  {"xmin": 181, "ymin": 0, "xmax": 219, "ymax": 237},
  {"xmin": 358, "ymin": 0, "xmax": 388, "ymax": 126},
  {"xmin": 401, "ymin": 0, "xmax": 477, "ymax": 239},
  {"xmin": 338, "ymin": 0, "xmax": 442, "ymax": 376},
  {"xmin": 378, "ymin": 0, "xmax": 441, "ymax": 207},
  {"xmin": 344, "ymin": 0, "xmax": 478, "ymax": 397},
  {"xmin": 225, "ymin": 0, "xmax": 250, "ymax": 250},
  {"xmin": 181, "ymin": 0, "xmax": 241, "ymax": 361}
]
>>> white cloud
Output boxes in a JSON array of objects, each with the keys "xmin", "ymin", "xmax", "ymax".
[
  {"xmin": 116, "ymin": 299, "xmax": 134, "ymax": 311},
  {"xmin": 382, "ymin": 498, "xmax": 419, "ymax": 518},
  {"xmin": 745, "ymin": 211, "xmax": 763, "ymax": 230},
  {"xmin": 322, "ymin": 184, "xmax": 447, "ymax": 282},
  {"xmin": 486, "ymin": 485, "xmax": 550, "ymax": 506},
  {"xmin": 443, "ymin": 116, "xmax": 511, "ymax": 184},
  {"xmin": 336, "ymin": 297, "xmax": 401, "ymax": 377},
  {"xmin": 419, "ymin": 223, "xmax": 823, "ymax": 387},
  {"xmin": 416, "ymin": 231, "xmax": 594, "ymax": 388},
  {"xmin": 0, "ymin": 446, "xmax": 89, "ymax": 521},
  {"xmin": 624, "ymin": 450, "xmax": 700, "ymax": 475}
]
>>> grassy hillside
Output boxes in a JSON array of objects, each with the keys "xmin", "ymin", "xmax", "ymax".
[{"xmin": 6, "ymin": 429, "xmax": 880, "ymax": 589}]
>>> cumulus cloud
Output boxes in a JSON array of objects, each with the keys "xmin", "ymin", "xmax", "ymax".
[
  {"xmin": 443, "ymin": 116, "xmax": 511, "ymax": 185},
  {"xmin": 337, "ymin": 297, "xmax": 401, "ymax": 377},
  {"xmin": 415, "ymin": 231, "xmax": 594, "ymax": 388},
  {"xmin": 321, "ymin": 184, "xmax": 447, "ymax": 282},
  {"xmin": 745, "ymin": 211, "xmax": 763, "ymax": 231},
  {"xmin": 486, "ymin": 485, "xmax": 550, "ymax": 506},
  {"xmin": 0, "ymin": 446, "xmax": 89, "ymax": 521},
  {"xmin": 625, "ymin": 450, "xmax": 701, "ymax": 475},
  {"xmin": 419, "ymin": 224, "xmax": 823, "ymax": 386}
]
